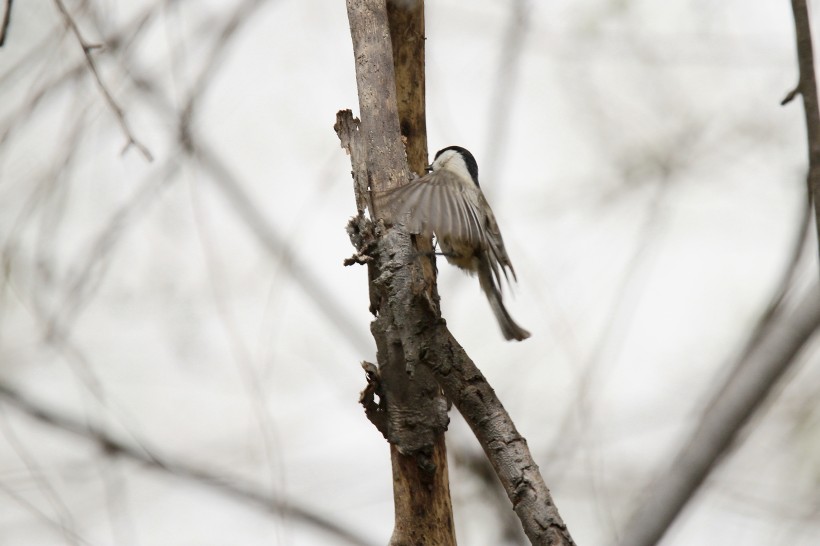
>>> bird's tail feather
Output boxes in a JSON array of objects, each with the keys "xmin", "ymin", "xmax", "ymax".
[{"xmin": 477, "ymin": 257, "xmax": 531, "ymax": 341}]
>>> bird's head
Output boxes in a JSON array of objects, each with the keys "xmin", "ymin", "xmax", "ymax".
[{"xmin": 427, "ymin": 146, "xmax": 480, "ymax": 187}]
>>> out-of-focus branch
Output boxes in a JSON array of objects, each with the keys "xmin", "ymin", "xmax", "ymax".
[
  {"xmin": 180, "ymin": 0, "xmax": 270, "ymax": 127},
  {"xmin": 482, "ymin": 0, "xmax": 529, "ymax": 192},
  {"xmin": 52, "ymin": 0, "xmax": 153, "ymax": 161},
  {"xmin": 784, "ymin": 0, "xmax": 820, "ymax": 264},
  {"xmin": 24, "ymin": 0, "xmax": 371, "ymax": 355},
  {"xmin": 620, "ymin": 35, "xmax": 819, "ymax": 543},
  {"xmin": 0, "ymin": 0, "xmax": 12, "ymax": 46},
  {"xmin": 0, "ymin": 382, "xmax": 377, "ymax": 546},
  {"xmin": 618, "ymin": 280, "xmax": 820, "ymax": 546},
  {"xmin": 185, "ymin": 139, "xmax": 372, "ymax": 354}
]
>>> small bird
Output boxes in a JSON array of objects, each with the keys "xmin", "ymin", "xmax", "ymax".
[{"xmin": 375, "ymin": 146, "xmax": 531, "ymax": 341}]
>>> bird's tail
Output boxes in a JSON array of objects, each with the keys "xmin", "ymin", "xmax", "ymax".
[{"xmin": 477, "ymin": 256, "xmax": 531, "ymax": 341}]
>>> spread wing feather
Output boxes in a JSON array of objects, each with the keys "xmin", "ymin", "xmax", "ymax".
[
  {"xmin": 373, "ymin": 170, "xmax": 518, "ymax": 290},
  {"xmin": 375, "ymin": 170, "xmax": 486, "ymax": 248}
]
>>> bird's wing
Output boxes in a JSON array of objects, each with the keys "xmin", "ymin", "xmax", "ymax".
[
  {"xmin": 482, "ymin": 200, "xmax": 518, "ymax": 285},
  {"xmin": 374, "ymin": 170, "xmax": 487, "ymax": 247}
]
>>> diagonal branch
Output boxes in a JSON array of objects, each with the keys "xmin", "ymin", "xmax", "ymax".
[
  {"xmin": 618, "ymin": 278, "xmax": 820, "ymax": 546},
  {"xmin": 342, "ymin": 207, "xmax": 576, "ymax": 546},
  {"xmin": 784, "ymin": 0, "xmax": 820, "ymax": 265},
  {"xmin": 0, "ymin": 382, "xmax": 376, "ymax": 546},
  {"xmin": 52, "ymin": 0, "xmax": 153, "ymax": 161}
]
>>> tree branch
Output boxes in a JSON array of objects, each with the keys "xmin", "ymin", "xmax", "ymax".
[
  {"xmin": 785, "ymin": 0, "xmax": 820, "ymax": 264},
  {"xmin": 345, "ymin": 211, "xmax": 577, "ymax": 545},
  {"xmin": 339, "ymin": 0, "xmax": 574, "ymax": 543},
  {"xmin": 0, "ymin": 382, "xmax": 376, "ymax": 546},
  {"xmin": 52, "ymin": 0, "xmax": 153, "ymax": 161},
  {"xmin": 0, "ymin": 0, "xmax": 12, "ymax": 46},
  {"xmin": 342, "ymin": 1, "xmax": 456, "ymax": 543},
  {"xmin": 618, "ymin": 280, "xmax": 820, "ymax": 546}
]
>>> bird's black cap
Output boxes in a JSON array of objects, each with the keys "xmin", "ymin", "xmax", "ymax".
[{"xmin": 435, "ymin": 146, "xmax": 480, "ymax": 187}]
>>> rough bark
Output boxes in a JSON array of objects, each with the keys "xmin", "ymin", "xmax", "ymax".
[
  {"xmin": 343, "ymin": 211, "xmax": 576, "ymax": 546},
  {"xmin": 339, "ymin": 1, "xmax": 575, "ymax": 544},
  {"xmin": 342, "ymin": 1, "xmax": 455, "ymax": 544},
  {"xmin": 387, "ymin": 0, "xmax": 427, "ymax": 172}
]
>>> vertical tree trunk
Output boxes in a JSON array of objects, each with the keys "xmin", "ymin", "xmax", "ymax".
[
  {"xmin": 340, "ymin": 1, "xmax": 575, "ymax": 544},
  {"xmin": 343, "ymin": 1, "xmax": 456, "ymax": 544},
  {"xmin": 385, "ymin": 2, "xmax": 457, "ymax": 545}
]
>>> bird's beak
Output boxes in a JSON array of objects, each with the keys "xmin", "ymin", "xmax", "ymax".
[{"xmin": 424, "ymin": 164, "xmax": 433, "ymax": 173}]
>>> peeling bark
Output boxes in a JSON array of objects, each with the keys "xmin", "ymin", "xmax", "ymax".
[{"xmin": 338, "ymin": 1, "xmax": 575, "ymax": 544}]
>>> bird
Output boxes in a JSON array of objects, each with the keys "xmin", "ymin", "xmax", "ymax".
[{"xmin": 374, "ymin": 146, "xmax": 531, "ymax": 341}]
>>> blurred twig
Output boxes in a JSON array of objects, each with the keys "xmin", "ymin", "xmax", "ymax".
[
  {"xmin": 0, "ymin": 0, "xmax": 12, "ymax": 46},
  {"xmin": 31, "ymin": 0, "xmax": 370, "ymax": 355},
  {"xmin": 52, "ymin": 0, "xmax": 153, "ymax": 160},
  {"xmin": 117, "ymin": 6, "xmax": 372, "ymax": 354},
  {"xmin": 180, "ymin": 0, "xmax": 271, "ymax": 126},
  {"xmin": 0, "ymin": 3, "xmax": 156, "ymax": 151},
  {"xmin": 188, "ymin": 140, "xmax": 372, "ymax": 353},
  {"xmin": 784, "ymin": 0, "xmax": 820, "ymax": 266},
  {"xmin": 482, "ymin": 0, "xmax": 529, "ymax": 195},
  {"xmin": 0, "ymin": 382, "xmax": 377, "ymax": 546}
]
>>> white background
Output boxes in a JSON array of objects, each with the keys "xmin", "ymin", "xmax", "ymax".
[{"xmin": 1, "ymin": 0, "xmax": 819, "ymax": 545}]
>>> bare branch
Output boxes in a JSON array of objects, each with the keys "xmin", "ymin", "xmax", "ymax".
[
  {"xmin": 427, "ymin": 329, "xmax": 575, "ymax": 546},
  {"xmin": 186, "ymin": 139, "xmax": 373, "ymax": 354},
  {"xmin": 180, "ymin": 0, "xmax": 269, "ymax": 127},
  {"xmin": 0, "ymin": 382, "xmax": 377, "ymax": 546},
  {"xmin": 54, "ymin": 3, "xmax": 373, "ymax": 355},
  {"xmin": 785, "ymin": 0, "xmax": 820, "ymax": 264},
  {"xmin": 618, "ymin": 280, "xmax": 820, "ymax": 546},
  {"xmin": 482, "ymin": 0, "xmax": 530, "ymax": 192},
  {"xmin": 52, "ymin": 0, "xmax": 153, "ymax": 161},
  {"xmin": 340, "ymin": 143, "xmax": 575, "ymax": 545},
  {"xmin": 342, "ymin": 4, "xmax": 457, "ymax": 542},
  {"xmin": 340, "ymin": 0, "xmax": 574, "ymax": 541},
  {"xmin": 0, "ymin": 0, "xmax": 12, "ymax": 46}
]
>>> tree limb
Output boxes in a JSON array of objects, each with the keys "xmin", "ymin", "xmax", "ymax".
[
  {"xmin": 0, "ymin": 382, "xmax": 376, "ymax": 546},
  {"xmin": 618, "ymin": 280, "xmax": 820, "ymax": 546},
  {"xmin": 339, "ymin": 0, "xmax": 575, "ymax": 543},
  {"xmin": 342, "ymin": 2, "xmax": 455, "ymax": 543},
  {"xmin": 339, "ymin": 124, "xmax": 576, "ymax": 544}
]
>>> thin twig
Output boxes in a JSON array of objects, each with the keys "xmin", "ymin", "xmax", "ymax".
[
  {"xmin": 482, "ymin": 0, "xmax": 529, "ymax": 197},
  {"xmin": 52, "ymin": 0, "xmax": 153, "ymax": 161},
  {"xmin": 786, "ymin": 0, "xmax": 820, "ymax": 265},
  {"xmin": 188, "ymin": 139, "xmax": 373, "ymax": 354},
  {"xmin": 0, "ymin": 0, "xmax": 12, "ymax": 46},
  {"xmin": 0, "ymin": 382, "xmax": 377, "ymax": 546}
]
